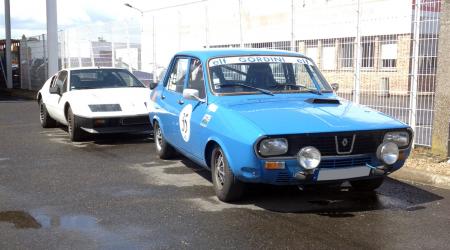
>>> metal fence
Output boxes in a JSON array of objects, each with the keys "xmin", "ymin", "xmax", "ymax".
[{"xmin": 19, "ymin": 0, "xmax": 441, "ymax": 147}]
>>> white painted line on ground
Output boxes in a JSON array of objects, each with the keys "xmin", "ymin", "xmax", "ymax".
[{"xmin": 187, "ymin": 196, "xmax": 262, "ymax": 212}]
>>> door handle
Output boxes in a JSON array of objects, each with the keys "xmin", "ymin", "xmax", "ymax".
[
  {"xmin": 161, "ymin": 94, "xmax": 166, "ymax": 100},
  {"xmin": 178, "ymin": 99, "xmax": 184, "ymax": 105}
]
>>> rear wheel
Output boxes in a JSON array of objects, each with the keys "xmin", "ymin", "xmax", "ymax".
[
  {"xmin": 154, "ymin": 121, "xmax": 175, "ymax": 159},
  {"xmin": 67, "ymin": 107, "xmax": 86, "ymax": 142},
  {"xmin": 39, "ymin": 100, "xmax": 56, "ymax": 128},
  {"xmin": 211, "ymin": 146, "xmax": 244, "ymax": 202},
  {"xmin": 350, "ymin": 178, "xmax": 384, "ymax": 191}
]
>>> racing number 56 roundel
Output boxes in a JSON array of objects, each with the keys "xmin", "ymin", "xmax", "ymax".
[{"xmin": 179, "ymin": 104, "xmax": 193, "ymax": 142}]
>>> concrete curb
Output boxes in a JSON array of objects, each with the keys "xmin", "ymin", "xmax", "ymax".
[
  {"xmin": 0, "ymin": 89, "xmax": 37, "ymax": 100},
  {"xmin": 391, "ymin": 167, "xmax": 450, "ymax": 190}
]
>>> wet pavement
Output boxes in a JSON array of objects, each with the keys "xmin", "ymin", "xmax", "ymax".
[{"xmin": 0, "ymin": 96, "xmax": 450, "ymax": 249}]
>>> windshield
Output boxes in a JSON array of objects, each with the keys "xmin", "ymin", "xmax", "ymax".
[
  {"xmin": 208, "ymin": 56, "xmax": 332, "ymax": 95},
  {"xmin": 70, "ymin": 68, "xmax": 145, "ymax": 90}
]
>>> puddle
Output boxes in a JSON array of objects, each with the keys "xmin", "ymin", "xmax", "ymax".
[
  {"xmin": 0, "ymin": 211, "xmax": 41, "ymax": 229},
  {"xmin": 32, "ymin": 213, "xmax": 100, "ymax": 231}
]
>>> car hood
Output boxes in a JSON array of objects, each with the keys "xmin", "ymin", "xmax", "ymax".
[
  {"xmin": 69, "ymin": 87, "xmax": 151, "ymax": 116},
  {"xmin": 217, "ymin": 96, "xmax": 407, "ymax": 135}
]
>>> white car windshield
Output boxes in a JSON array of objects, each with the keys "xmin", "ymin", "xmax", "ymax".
[
  {"xmin": 70, "ymin": 68, "xmax": 145, "ymax": 90},
  {"xmin": 208, "ymin": 56, "xmax": 332, "ymax": 95}
]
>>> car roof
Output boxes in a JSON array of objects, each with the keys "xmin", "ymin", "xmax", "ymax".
[
  {"xmin": 175, "ymin": 48, "xmax": 306, "ymax": 62},
  {"xmin": 62, "ymin": 67, "xmax": 131, "ymax": 72}
]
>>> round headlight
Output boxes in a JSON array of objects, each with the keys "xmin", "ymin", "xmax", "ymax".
[
  {"xmin": 297, "ymin": 146, "xmax": 321, "ymax": 170},
  {"xmin": 377, "ymin": 142, "xmax": 399, "ymax": 165}
]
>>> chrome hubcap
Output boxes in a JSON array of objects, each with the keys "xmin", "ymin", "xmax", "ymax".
[{"xmin": 215, "ymin": 151, "xmax": 225, "ymax": 187}]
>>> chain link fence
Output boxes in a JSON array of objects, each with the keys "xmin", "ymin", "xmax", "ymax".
[{"xmin": 19, "ymin": 0, "xmax": 441, "ymax": 147}]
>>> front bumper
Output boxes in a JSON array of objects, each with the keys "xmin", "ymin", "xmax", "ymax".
[
  {"xmin": 76, "ymin": 115, "xmax": 153, "ymax": 134},
  {"xmin": 237, "ymin": 150, "xmax": 410, "ymax": 185}
]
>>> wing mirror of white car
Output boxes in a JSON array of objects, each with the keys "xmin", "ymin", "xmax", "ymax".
[
  {"xmin": 183, "ymin": 88, "xmax": 205, "ymax": 103},
  {"xmin": 331, "ymin": 83, "xmax": 339, "ymax": 92}
]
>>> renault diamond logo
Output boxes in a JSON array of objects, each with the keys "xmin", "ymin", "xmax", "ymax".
[{"xmin": 335, "ymin": 134, "xmax": 356, "ymax": 155}]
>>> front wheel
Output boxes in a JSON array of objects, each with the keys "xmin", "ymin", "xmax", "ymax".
[
  {"xmin": 67, "ymin": 107, "xmax": 86, "ymax": 142},
  {"xmin": 350, "ymin": 177, "xmax": 384, "ymax": 191},
  {"xmin": 154, "ymin": 121, "xmax": 175, "ymax": 159},
  {"xmin": 39, "ymin": 100, "xmax": 56, "ymax": 128},
  {"xmin": 211, "ymin": 146, "xmax": 244, "ymax": 202}
]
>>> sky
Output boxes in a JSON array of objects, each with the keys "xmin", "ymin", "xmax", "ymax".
[{"xmin": 0, "ymin": 0, "xmax": 193, "ymax": 39}]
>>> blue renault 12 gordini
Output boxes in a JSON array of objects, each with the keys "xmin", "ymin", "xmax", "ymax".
[{"xmin": 149, "ymin": 49, "xmax": 413, "ymax": 202}]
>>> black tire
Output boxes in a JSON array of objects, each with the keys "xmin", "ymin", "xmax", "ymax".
[
  {"xmin": 39, "ymin": 100, "xmax": 56, "ymax": 128},
  {"xmin": 67, "ymin": 107, "xmax": 86, "ymax": 142},
  {"xmin": 154, "ymin": 121, "xmax": 175, "ymax": 159},
  {"xmin": 211, "ymin": 146, "xmax": 244, "ymax": 202},
  {"xmin": 350, "ymin": 177, "xmax": 384, "ymax": 191}
]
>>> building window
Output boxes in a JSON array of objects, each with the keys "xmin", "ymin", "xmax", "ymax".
[
  {"xmin": 381, "ymin": 42, "xmax": 397, "ymax": 68},
  {"xmin": 361, "ymin": 40, "xmax": 374, "ymax": 68},
  {"xmin": 305, "ymin": 41, "xmax": 318, "ymax": 64},
  {"xmin": 321, "ymin": 41, "xmax": 336, "ymax": 70},
  {"xmin": 339, "ymin": 41, "xmax": 354, "ymax": 68}
]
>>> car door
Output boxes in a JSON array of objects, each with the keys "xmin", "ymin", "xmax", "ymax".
[
  {"xmin": 158, "ymin": 57, "xmax": 190, "ymax": 147},
  {"xmin": 176, "ymin": 58, "xmax": 209, "ymax": 161},
  {"xmin": 46, "ymin": 70, "xmax": 68, "ymax": 123}
]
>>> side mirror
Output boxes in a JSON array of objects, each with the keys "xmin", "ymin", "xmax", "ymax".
[
  {"xmin": 149, "ymin": 81, "xmax": 158, "ymax": 90},
  {"xmin": 331, "ymin": 83, "xmax": 339, "ymax": 92},
  {"xmin": 183, "ymin": 88, "xmax": 204, "ymax": 102}
]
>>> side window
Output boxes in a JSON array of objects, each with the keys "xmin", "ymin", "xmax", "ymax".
[
  {"xmin": 187, "ymin": 59, "xmax": 206, "ymax": 99},
  {"xmin": 167, "ymin": 58, "xmax": 189, "ymax": 93},
  {"xmin": 62, "ymin": 75, "xmax": 68, "ymax": 94},
  {"xmin": 49, "ymin": 75, "xmax": 57, "ymax": 88},
  {"xmin": 56, "ymin": 71, "xmax": 68, "ymax": 93}
]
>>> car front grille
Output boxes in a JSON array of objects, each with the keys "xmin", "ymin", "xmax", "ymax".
[
  {"xmin": 121, "ymin": 116, "xmax": 150, "ymax": 126},
  {"xmin": 285, "ymin": 131, "xmax": 385, "ymax": 156},
  {"xmin": 273, "ymin": 155, "xmax": 374, "ymax": 184},
  {"xmin": 320, "ymin": 155, "xmax": 373, "ymax": 169}
]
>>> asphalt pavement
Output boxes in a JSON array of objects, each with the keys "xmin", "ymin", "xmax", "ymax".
[{"xmin": 1, "ymin": 95, "xmax": 449, "ymax": 249}]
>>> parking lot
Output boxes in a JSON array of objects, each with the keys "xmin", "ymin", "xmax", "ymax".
[{"xmin": 1, "ymin": 96, "xmax": 450, "ymax": 249}]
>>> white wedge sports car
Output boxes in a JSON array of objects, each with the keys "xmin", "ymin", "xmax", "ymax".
[{"xmin": 37, "ymin": 67, "xmax": 152, "ymax": 141}]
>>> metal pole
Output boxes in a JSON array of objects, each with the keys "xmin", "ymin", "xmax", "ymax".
[
  {"xmin": 77, "ymin": 33, "xmax": 82, "ymax": 67},
  {"xmin": 42, "ymin": 34, "xmax": 48, "ymax": 79},
  {"xmin": 65, "ymin": 31, "xmax": 71, "ymax": 68},
  {"xmin": 238, "ymin": 0, "xmax": 244, "ymax": 48},
  {"xmin": 46, "ymin": 0, "xmax": 58, "ymax": 77},
  {"xmin": 126, "ymin": 21, "xmax": 132, "ymax": 71},
  {"xmin": 152, "ymin": 15, "xmax": 157, "ymax": 83},
  {"xmin": 291, "ymin": 0, "xmax": 295, "ymax": 51},
  {"xmin": 354, "ymin": 0, "xmax": 361, "ymax": 104},
  {"xmin": 4, "ymin": 0, "xmax": 13, "ymax": 88},
  {"xmin": 90, "ymin": 41, "xmax": 95, "ymax": 67},
  {"xmin": 111, "ymin": 39, "xmax": 115, "ymax": 67},
  {"xmin": 204, "ymin": 2, "xmax": 209, "ymax": 48},
  {"xmin": 410, "ymin": 0, "xmax": 421, "ymax": 143}
]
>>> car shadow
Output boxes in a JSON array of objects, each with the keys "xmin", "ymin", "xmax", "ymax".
[
  {"xmin": 58, "ymin": 126, "xmax": 153, "ymax": 145},
  {"xmin": 176, "ymin": 155, "xmax": 443, "ymax": 215}
]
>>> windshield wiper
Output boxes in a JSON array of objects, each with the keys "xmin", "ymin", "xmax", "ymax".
[
  {"xmin": 218, "ymin": 83, "xmax": 274, "ymax": 96},
  {"xmin": 281, "ymin": 84, "xmax": 322, "ymax": 95}
]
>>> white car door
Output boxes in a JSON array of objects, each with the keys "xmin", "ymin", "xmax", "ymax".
[{"xmin": 46, "ymin": 70, "xmax": 69, "ymax": 123}]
